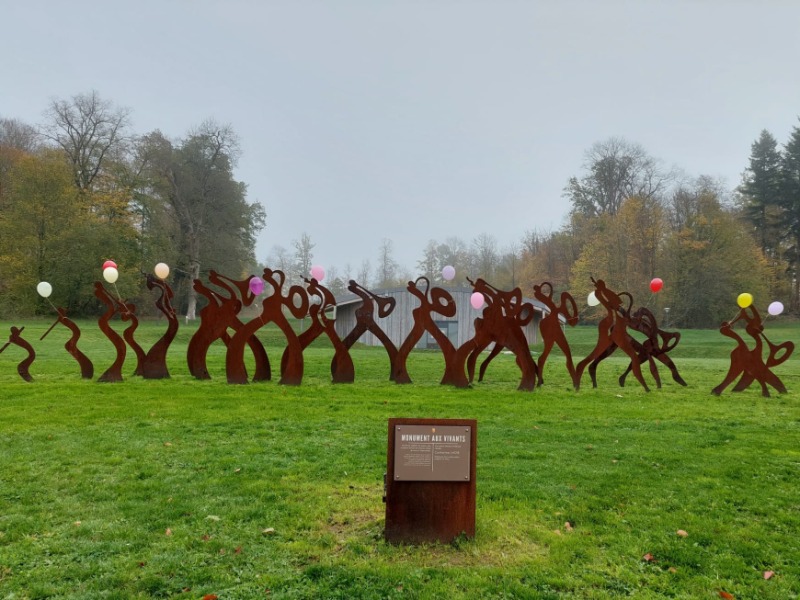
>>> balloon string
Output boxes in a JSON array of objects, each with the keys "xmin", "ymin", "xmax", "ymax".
[
  {"xmin": 113, "ymin": 283, "xmax": 123, "ymax": 302},
  {"xmin": 46, "ymin": 298, "xmax": 58, "ymax": 313}
]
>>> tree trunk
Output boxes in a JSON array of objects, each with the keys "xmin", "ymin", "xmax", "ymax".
[{"xmin": 185, "ymin": 234, "xmax": 201, "ymax": 321}]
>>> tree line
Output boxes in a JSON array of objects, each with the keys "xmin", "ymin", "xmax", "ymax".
[
  {"xmin": 1, "ymin": 91, "xmax": 797, "ymax": 327},
  {"xmin": 0, "ymin": 91, "xmax": 265, "ymax": 319}
]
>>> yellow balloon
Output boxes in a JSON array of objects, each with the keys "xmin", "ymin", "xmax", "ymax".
[{"xmin": 737, "ymin": 292, "xmax": 753, "ymax": 308}]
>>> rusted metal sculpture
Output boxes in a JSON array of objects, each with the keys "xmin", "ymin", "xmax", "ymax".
[
  {"xmin": 40, "ymin": 307, "xmax": 94, "ymax": 379},
  {"xmin": 712, "ymin": 304, "xmax": 794, "ymax": 397},
  {"xmin": 393, "ymin": 277, "xmax": 459, "ymax": 385},
  {"xmin": 456, "ymin": 278, "xmax": 539, "ymax": 391},
  {"xmin": 138, "ymin": 274, "xmax": 179, "ymax": 379},
  {"xmin": 94, "ymin": 282, "xmax": 126, "ymax": 383},
  {"xmin": 118, "ymin": 299, "xmax": 145, "ymax": 376},
  {"xmin": 336, "ymin": 280, "xmax": 399, "ymax": 381},
  {"xmin": 187, "ymin": 271, "xmax": 270, "ymax": 381},
  {"xmin": 584, "ymin": 304, "xmax": 686, "ymax": 390},
  {"xmin": 533, "ymin": 282, "xmax": 579, "ymax": 386},
  {"xmin": 573, "ymin": 278, "xmax": 649, "ymax": 392},
  {"xmin": 1, "ymin": 326, "xmax": 35, "ymax": 382},
  {"xmin": 281, "ymin": 277, "xmax": 355, "ymax": 383},
  {"xmin": 226, "ymin": 269, "xmax": 307, "ymax": 385}
]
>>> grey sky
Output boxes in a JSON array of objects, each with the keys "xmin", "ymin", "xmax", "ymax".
[{"xmin": 3, "ymin": 1, "xmax": 800, "ymax": 277}]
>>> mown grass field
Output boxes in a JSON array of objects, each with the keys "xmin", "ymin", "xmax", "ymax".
[{"xmin": 0, "ymin": 318, "xmax": 798, "ymax": 599}]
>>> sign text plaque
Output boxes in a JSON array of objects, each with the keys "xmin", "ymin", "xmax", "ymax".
[{"xmin": 394, "ymin": 424, "xmax": 471, "ymax": 482}]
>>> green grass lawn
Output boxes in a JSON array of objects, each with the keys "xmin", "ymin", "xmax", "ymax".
[{"xmin": 0, "ymin": 319, "xmax": 798, "ymax": 599}]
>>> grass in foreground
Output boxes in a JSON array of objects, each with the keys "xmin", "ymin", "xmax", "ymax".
[{"xmin": 0, "ymin": 320, "xmax": 798, "ymax": 599}]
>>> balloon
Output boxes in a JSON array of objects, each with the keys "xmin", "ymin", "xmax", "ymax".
[
  {"xmin": 737, "ymin": 292, "xmax": 753, "ymax": 309},
  {"xmin": 768, "ymin": 301, "xmax": 784, "ymax": 316},
  {"xmin": 442, "ymin": 265, "xmax": 456, "ymax": 281},
  {"xmin": 103, "ymin": 266, "xmax": 119, "ymax": 284},
  {"xmin": 470, "ymin": 292, "xmax": 485, "ymax": 310},
  {"xmin": 154, "ymin": 262, "xmax": 170, "ymax": 279},
  {"xmin": 310, "ymin": 265, "xmax": 325, "ymax": 281},
  {"xmin": 650, "ymin": 277, "xmax": 663, "ymax": 293},
  {"xmin": 249, "ymin": 276, "xmax": 265, "ymax": 296},
  {"xmin": 587, "ymin": 291, "xmax": 600, "ymax": 307},
  {"xmin": 36, "ymin": 281, "xmax": 53, "ymax": 298},
  {"xmin": 102, "ymin": 260, "xmax": 117, "ymax": 270}
]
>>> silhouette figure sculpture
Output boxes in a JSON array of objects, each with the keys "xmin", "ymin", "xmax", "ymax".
[
  {"xmin": 393, "ymin": 277, "xmax": 459, "ymax": 385},
  {"xmin": 94, "ymin": 282, "xmax": 127, "ymax": 383},
  {"xmin": 712, "ymin": 304, "xmax": 794, "ymax": 397},
  {"xmin": 40, "ymin": 307, "xmax": 93, "ymax": 379},
  {"xmin": 226, "ymin": 269, "xmax": 307, "ymax": 385},
  {"xmin": 187, "ymin": 271, "xmax": 270, "ymax": 381},
  {"xmin": 336, "ymin": 280, "xmax": 398, "ymax": 381},
  {"xmin": 456, "ymin": 278, "xmax": 539, "ymax": 391},
  {"xmin": 281, "ymin": 277, "xmax": 355, "ymax": 383},
  {"xmin": 1, "ymin": 326, "xmax": 35, "ymax": 382},
  {"xmin": 573, "ymin": 278, "xmax": 649, "ymax": 392},
  {"xmin": 533, "ymin": 282, "xmax": 579, "ymax": 386},
  {"xmin": 138, "ymin": 274, "xmax": 179, "ymax": 379}
]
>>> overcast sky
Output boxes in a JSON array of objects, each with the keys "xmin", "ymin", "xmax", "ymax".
[{"xmin": 3, "ymin": 1, "xmax": 800, "ymax": 278}]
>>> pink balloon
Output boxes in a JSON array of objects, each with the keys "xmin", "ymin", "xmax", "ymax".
[
  {"xmin": 310, "ymin": 265, "xmax": 325, "ymax": 281},
  {"xmin": 442, "ymin": 265, "xmax": 456, "ymax": 281},
  {"xmin": 470, "ymin": 292, "xmax": 485, "ymax": 310},
  {"xmin": 249, "ymin": 276, "xmax": 265, "ymax": 296},
  {"xmin": 102, "ymin": 260, "xmax": 117, "ymax": 270}
]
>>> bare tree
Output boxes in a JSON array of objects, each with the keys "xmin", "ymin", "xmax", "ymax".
[
  {"xmin": 376, "ymin": 238, "xmax": 398, "ymax": 287},
  {"xmin": 564, "ymin": 137, "xmax": 674, "ymax": 217},
  {"xmin": 42, "ymin": 90, "xmax": 131, "ymax": 191},
  {"xmin": 357, "ymin": 259, "xmax": 372, "ymax": 288},
  {"xmin": 0, "ymin": 117, "xmax": 40, "ymax": 152},
  {"xmin": 292, "ymin": 232, "xmax": 315, "ymax": 283},
  {"xmin": 267, "ymin": 244, "xmax": 292, "ymax": 272}
]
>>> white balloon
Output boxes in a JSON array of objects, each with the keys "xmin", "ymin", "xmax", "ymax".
[
  {"xmin": 36, "ymin": 281, "xmax": 53, "ymax": 298},
  {"xmin": 587, "ymin": 291, "xmax": 600, "ymax": 307},
  {"xmin": 154, "ymin": 262, "xmax": 170, "ymax": 279},
  {"xmin": 103, "ymin": 266, "xmax": 119, "ymax": 284}
]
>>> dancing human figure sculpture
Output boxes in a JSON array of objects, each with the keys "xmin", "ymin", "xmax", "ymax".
[
  {"xmin": 281, "ymin": 277, "xmax": 355, "ymax": 383},
  {"xmin": 393, "ymin": 277, "xmax": 459, "ymax": 385},
  {"xmin": 712, "ymin": 304, "xmax": 794, "ymax": 398},
  {"xmin": 533, "ymin": 281, "xmax": 579, "ymax": 386},
  {"xmin": 187, "ymin": 271, "xmax": 270, "ymax": 381},
  {"xmin": 94, "ymin": 282, "xmax": 127, "ymax": 383},
  {"xmin": 138, "ymin": 274, "xmax": 179, "ymax": 379},
  {"xmin": 456, "ymin": 278, "xmax": 539, "ymax": 391},
  {"xmin": 336, "ymin": 280, "xmax": 398, "ymax": 381},
  {"xmin": 40, "ymin": 307, "xmax": 93, "ymax": 379},
  {"xmin": 573, "ymin": 278, "xmax": 650, "ymax": 391},
  {"xmin": 1, "ymin": 326, "xmax": 35, "ymax": 382},
  {"xmin": 226, "ymin": 269, "xmax": 308, "ymax": 385}
]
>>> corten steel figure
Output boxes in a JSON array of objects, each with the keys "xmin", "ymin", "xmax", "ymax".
[
  {"xmin": 94, "ymin": 282, "xmax": 126, "ymax": 383},
  {"xmin": 40, "ymin": 307, "xmax": 94, "ymax": 379},
  {"xmin": 335, "ymin": 280, "xmax": 398, "ymax": 381},
  {"xmin": 138, "ymin": 274, "xmax": 179, "ymax": 379},
  {"xmin": 712, "ymin": 304, "xmax": 794, "ymax": 398},
  {"xmin": 582, "ymin": 301, "xmax": 685, "ymax": 389},
  {"xmin": 533, "ymin": 281, "xmax": 579, "ymax": 386},
  {"xmin": 1, "ymin": 326, "xmax": 35, "ymax": 382},
  {"xmin": 118, "ymin": 299, "xmax": 145, "ymax": 377},
  {"xmin": 456, "ymin": 278, "xmax": 539, "ymax": 391},
  {"xmin": 226, "ymin": 268, "xmax": 308, "ymax": 385},
  {"xmin": 280, "ymin": 277, "xmax": 355, "ymax": 383},
  {"xmin": 187, "ymin": 271, "xmax": 270, "ymax": 381},
  {"xmin": 612, "ymin": 306, "xmax": 686, "ymax": 389},
  {"xmin": 573, "ymin": 278, "xmax": 650, "ymax": 392},
  {"xmin": 393, "ymin": 277, "xmax": 459, "ymax": 385}
]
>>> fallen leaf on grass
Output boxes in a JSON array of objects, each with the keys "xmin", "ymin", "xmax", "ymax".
[
  {"xmin": 202, "ymin": 595, "xmax": 218, "ymax": 600},
  {"xmin": 668, "ymin": 567, "xmax": 677, "ymax": 574},
  {"xmin": 163, "ymin": 442, "xmax": 172, "ymax": 447},
  {"xmin": 165, "ymin": 528, "xmax": 173, "ymax": 536},
  {"xmin": 234, "ymin": 468, "xmax": 241, "ymax": 473},
  {"xmin": 564, "ymin": 521, "xmax": 573, "ymax": 532},
  {"xmin": 206, "ymin": 515, "xmax": 220, "ymax": 522},
  {"xmin": 642, "ymin": 553, "xmax": 655, "ymax": 562},
  {"xmin": 235, "ymin": 546, "xmax": 242, "ymax": 554},
  {"xmin": 718, "ymin": 591, "xmax": 734, "ymax": 599},
  {"xmin": 262, "ymin": 528, "xmax": 276, "ymax": 535},
  {"xmin": 676, "ymin": 529, "xmax": 688, "ymax": 538},
  {"xmin": 74, "ymin": 521, "xmax": 81, "ymax": 527},
  {"xmin": 763, "ymin": 571, "xmax": 775, "ymax": 580},
  {"xmin": 201, "ymin": 535, "xmax": 211, "ymax": 542}
]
